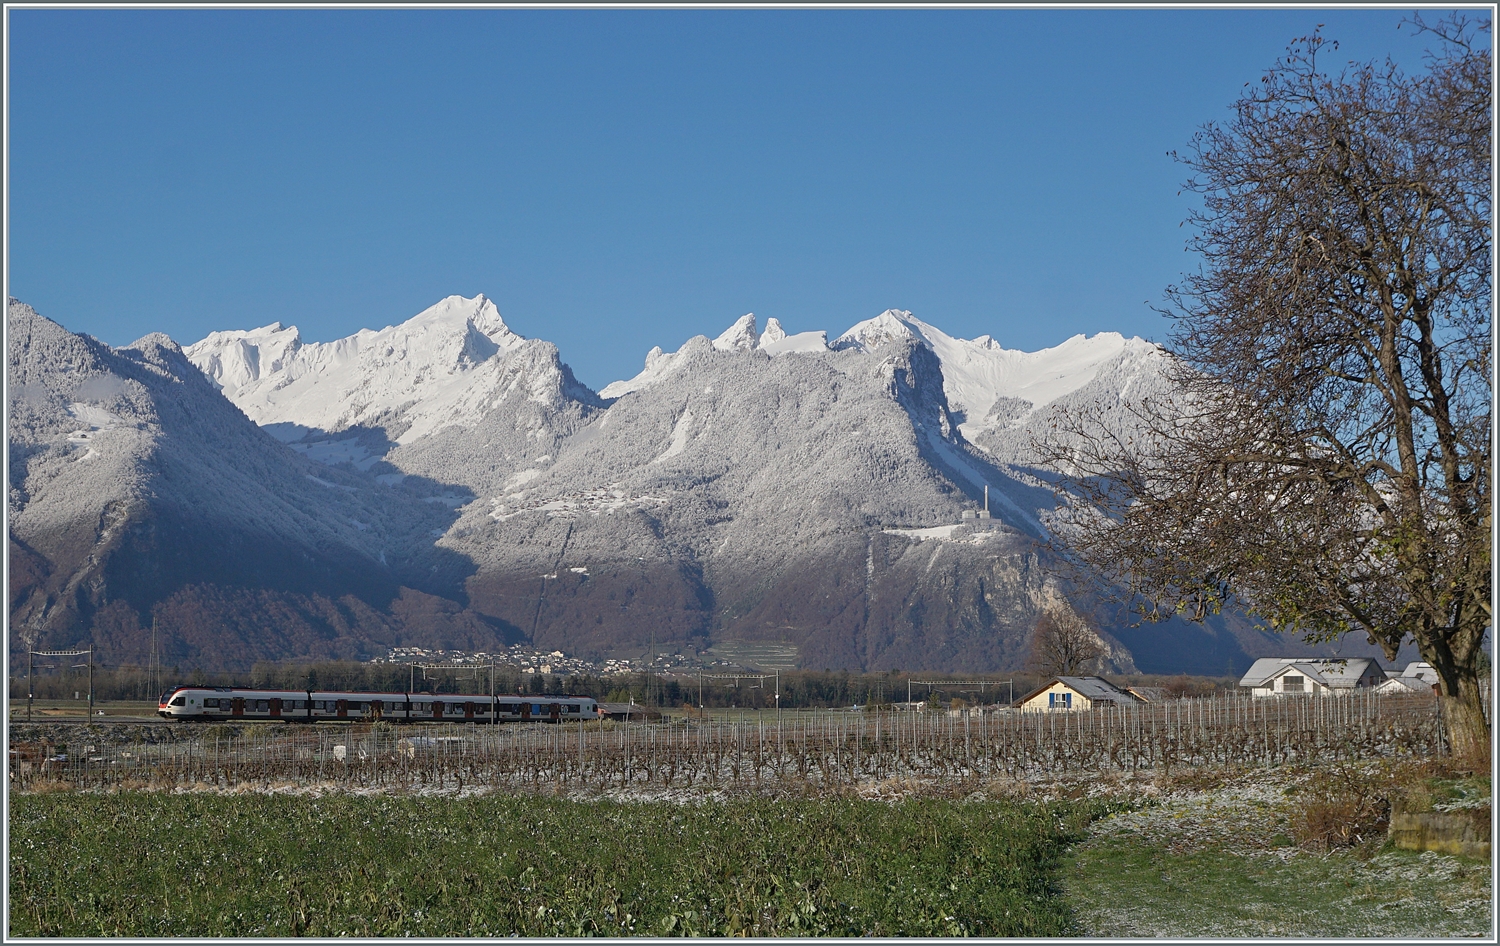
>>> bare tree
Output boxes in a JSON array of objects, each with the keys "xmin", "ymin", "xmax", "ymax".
[
  {"xmin": 1040, "ymin": 16, "xmax": 1491, "ymax": 762},
  {"xmin": 1028, "ymin": 606, "xmax": 1104, "ymax": 677}
]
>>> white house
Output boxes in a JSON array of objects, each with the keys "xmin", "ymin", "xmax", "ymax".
[
  {"xmin": 1399, "ymin": 661, "xmax": 1439, "ymax": 684},
  {"xmin": 1239, "ymin": 658, "xmax": 1387, "ymax": 697},
  {"xmin": 1374, "ymin": 675, "xmax": 1432, "ymax": 695},
  {"xmin": 1016, "ymin": 676, "xmax": 1142, "ymax": 711},
  {"xmin": 1374, "ymin": 662, "xmax": 1445, "ymax": 695}
]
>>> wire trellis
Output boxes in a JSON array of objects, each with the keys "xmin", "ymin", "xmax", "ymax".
[{"xmin": 11, "ymin": 691, "xmax": 1445, "ymax": 793}]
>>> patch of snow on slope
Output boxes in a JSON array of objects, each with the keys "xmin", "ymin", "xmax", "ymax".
[
  {"xmin": 489, "ymin": 485, "xmax": 670, "ymax": 522},
  {"xmin": 761, "ymin": 322, "xmax": 830, "ymax": 356},
  {"xmin": 924, "ymin": 431, "xmax": 1043, "ymax": 533},
  {"xmin": 883, "ymin": 524, "xmax": 962, "ymax": 541},
  {"xmin": 756, "ymin": 316, "xmax": 830, "ymax": 355},
  {"xmin": 506, "ymin": 468, "xmax": 544, "ymax": 490},
  {"xmin": 66, "ymin": 403, "xmax": 126, "ymax": 430},
  {"xmin": 654, "ymin": 410, "xmax": 694, "ymax": 463}
]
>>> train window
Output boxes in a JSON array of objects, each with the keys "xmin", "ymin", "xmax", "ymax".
[
  {"xmin": 170, "ymin": 697, "xmax": 186, "ymax": 707},
  {"xmin": 204, "ymin": 699, "xmax": 219, "ymax": 708},
  {"xmin": 256, "ymin": 701, "xmax": 269, "ymax": 712}
]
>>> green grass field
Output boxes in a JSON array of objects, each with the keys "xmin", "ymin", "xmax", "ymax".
[
  {"xmin": 1065, "ymin": 836, "xmax": 1493, "ymax": 938},
  {"xmin": 1063, "ymin": 768, "xmax": 1494, "ymax": 938},
  {"xmin": 8, "ymin": 793, "xmax": 1110, "ymax": 937}
]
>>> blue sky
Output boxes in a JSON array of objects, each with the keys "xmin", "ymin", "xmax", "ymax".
[{"xmin": 5, "ymin": 7, "xmax": 1471, "ymax": 390}]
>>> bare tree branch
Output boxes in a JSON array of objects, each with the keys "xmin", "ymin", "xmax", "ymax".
[
  {"xmin": 1036, "ymin": 21, "xmax": 1492, "ymax": 762},
  {"xmin": 1028, "ymin": 605, "xmax": 1104, "ymax": 677}
]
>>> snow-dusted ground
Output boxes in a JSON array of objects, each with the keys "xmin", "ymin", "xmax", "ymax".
[{"xmin": 1065, "ymin": 766, "xmax": 1493, "ymax": 939}]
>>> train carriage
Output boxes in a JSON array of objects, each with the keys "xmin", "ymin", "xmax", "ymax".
[
  {"xmin": 307, "ymin": 691, "xmax": 411, "ymax": 722},
  {"xmin": 158, "ymin": 685, "xmax": 597, "ymax": 723},
  {"xmin": 162, "ymin": 686, "xmax": 308, "ymax": 721}
]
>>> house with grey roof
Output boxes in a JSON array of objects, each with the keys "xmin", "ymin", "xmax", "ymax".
[
  {"xmin": 1373, "ymin": 661, "xmax": 1441, "ymax": 694},
  {"xmin": 1239, "ymin": 658, "xmax": 1387, "ymax": 697},
  {"xmin": 1374, "ymin": 674, "xmax": 1433, "ymax": 695},
  {"xmin": 1016, "ymin": 676, "xmax": 1143, "ymax": 711}
]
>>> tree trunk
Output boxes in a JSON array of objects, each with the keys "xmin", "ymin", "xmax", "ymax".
[{"xmin": 1437, "ymin": 669, "xmax": 1491, "ymax": 769}]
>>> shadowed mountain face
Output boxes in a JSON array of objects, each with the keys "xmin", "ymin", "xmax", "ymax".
[{"xmin": 10, "ymin": 296, "xmax": 1408, "ymax": 673}]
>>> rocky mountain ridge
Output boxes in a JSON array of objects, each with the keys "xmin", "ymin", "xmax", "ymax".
[{"xmin": 9, "ymin": 295, "xmax": 1405, "ymax": 674}]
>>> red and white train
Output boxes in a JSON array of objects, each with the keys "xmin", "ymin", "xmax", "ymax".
[{"xmin": 157, "ymin": 686, "xmax": 598, "ymax": 723}]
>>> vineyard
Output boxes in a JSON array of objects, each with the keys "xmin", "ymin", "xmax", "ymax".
[{"xmin": 12, "ymin": 692, "xmax": 1443, "ymax": 794}]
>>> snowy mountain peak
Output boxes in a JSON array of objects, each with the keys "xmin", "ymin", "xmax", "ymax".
[
  {"xmin": 759, "ymin": 317, "xmax": 787, "ymax": 347},
  {"xmin": 184, "ymin": 294, "xmax": 585, "ymax": 449},
  {"xmin": 712, "ymin": 313, "xmax": 758, "ymax": 352},
  {"xmin": 405, "ymin": 293, "xmax": 520, "ymax": 351},
  {"xmin": 186, "ymin": 322, "xmax": 303, "ymax": 395},
  {"xmin": 602, "ymin": 306, "xmax": 1158, "ymax": 426},
  {"xmin": 832, "ymin": 309, "xmax": 921, "ymax": 353}
]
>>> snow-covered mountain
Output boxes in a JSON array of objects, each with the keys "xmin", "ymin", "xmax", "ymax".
[
  {"xmin": 10, "ymin": 293, "xmax": 1400, "ymax": 674},
  {"xmin": 603, "ymin": 308, "xmax": 1165, "ymax": 457},
  {"xmin": 185, "ymin": 295, "xmax": 601, "ymax": 490},
  {"xmin": 8, "ymin": 299, "xmax": 520, "ymax": 669}
]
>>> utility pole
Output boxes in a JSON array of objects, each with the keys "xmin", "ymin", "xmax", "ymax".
[
  {"xmin": 70, "ymin": 653, "xmax": 93, "ymax": 717},
  {"xmin": 150, "ymin": 616, "xmax": 159, "ymax": 700},
  {"xmin": 30, "ymin": 648, "xmax": 93, "ymax": 720}
]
